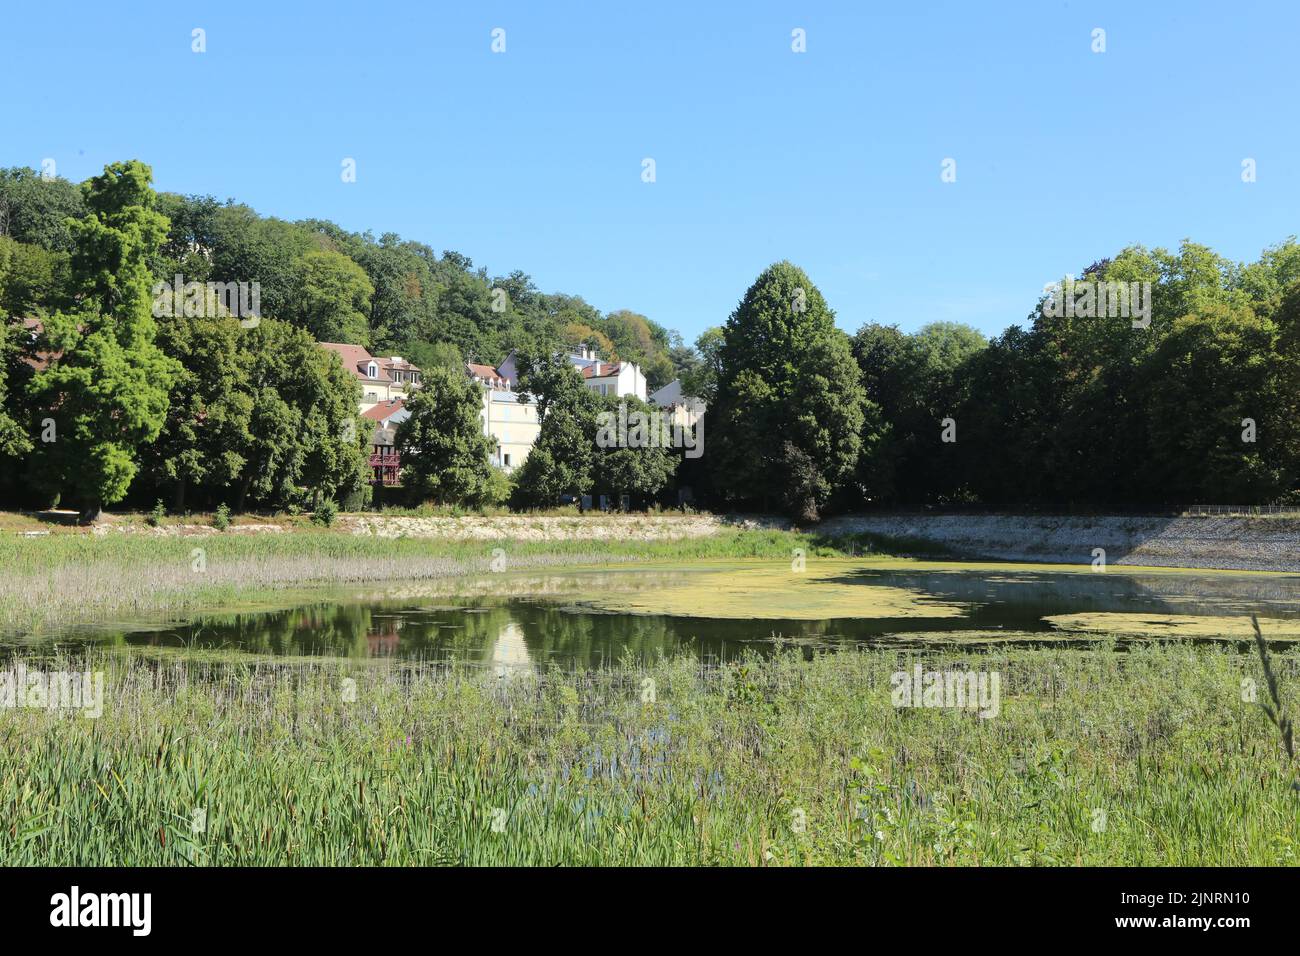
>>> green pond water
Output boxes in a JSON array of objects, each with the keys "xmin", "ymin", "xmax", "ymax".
[{"xmin": 9, "ymin": 562, "xmax": 1300, "ymax": 667}]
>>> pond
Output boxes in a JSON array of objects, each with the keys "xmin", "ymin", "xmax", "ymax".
[{"xmin": 8, "ymin": 560, "xmax": 1300, "ymax": 667}]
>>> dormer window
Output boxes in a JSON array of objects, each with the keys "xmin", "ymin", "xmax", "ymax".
[{"xmin": 367, "ymin": 361, "xmax": 378, "ymax": 379}]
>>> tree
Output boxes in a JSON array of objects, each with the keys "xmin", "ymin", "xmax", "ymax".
[
  {"xmin": 511, "ymin": 350, "xmax": 599, "ymax": 508},
  {"xmin": 208, "ymin": 206, "xmax": 316, "ymax": 324},
  {"xmin": 28, "ymin": 161, "xmax": 179, "ymax": 520},
  {"xmin": 145, "ymin": 311, "xmax": 254, "ymax": 511},
  {"xmin": 710, "ymin": 262, "xmax": 867, "ymax": 520},
  {"xmin": 395, "ymin": 365, "xmax": 495, "ymax": 506},
  {"xmin": 592, "ymin": 395, "xmax": 678, "ymax": 505},
  {"xmin": 680, "ymin": 326, "xmax": 723, "ymax": 404},
  {"xmin": 0, "ymin": 236, "xmax": 67, "ymax": 317},
  {"xmin": 603, "ymin": 309, "xmax": 675, "ymax": 390},
  {"xmin": 895, "ymin": 322, "xmax": 986, "ymax": 504},
  {"xmin": 0, "ymin": 319, "xmax": 32, "ymax": 461},
  {"xmin": 1143, "ymin": 303, "xmax": 1283, "ymax": 502},
  {"xmin": 294, "ymin": 249, "xmax": 374, "ymax": 345},
  {"xmin": 0, "ymin": 167, "xmax": 86, "ymax": 252},
  {"xmin": 229, "ymin": 319, "xmax": 368, "ymax": 512}
]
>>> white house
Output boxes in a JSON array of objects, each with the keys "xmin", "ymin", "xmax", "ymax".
[
  {"xmin": 496, "ymin": 346, "xmax": 647, "ymax": 401},
  {"xmin": 649, "ymin": 378, "xmax": 705, "ymax": 431},
  {"xmin": 469, "ymin": 347, "xmax": 648, "ymax": 470}
]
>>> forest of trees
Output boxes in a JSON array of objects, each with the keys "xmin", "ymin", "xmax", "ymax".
[
  {"xmin": 700, "ymin": 245, "xmax": 1300, "ymax": 517},
  {"xmin": 0, "ymin": 161, "xmax": 693, "ymax": 516},
  {"xmin": 4, "ymin": 160, "xmax": 1300, "ymax": 520}
]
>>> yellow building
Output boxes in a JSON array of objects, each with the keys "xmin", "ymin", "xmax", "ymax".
[{"xmin": 467, "ymin": 363, "xmax": 539, "ymax": 470}]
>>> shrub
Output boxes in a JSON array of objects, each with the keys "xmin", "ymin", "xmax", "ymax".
[
  {"xmin": 146, "ymin": 500, "xmax": 166, "ymax": 528},
  {"xmin": 479, "ymin": 467, "xmax": 513, "ymax": 509},
  {"xmin": 312, "ymin": 500, "xmax": 338, "ymax": 527},
  {"xmin": 213, "ymin": 503, "xmax": 231, "ymax": 531}
]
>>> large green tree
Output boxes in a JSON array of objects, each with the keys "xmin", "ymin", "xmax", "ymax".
[
  {"xmin": 0, "ymin": 167, "xmax": 86, "ymax": 252},
  {"xmin": 29, "ymin": 161, "xmax": 179, "ymax": 520},
  {"xmin": 293, "ymin": 248, "xmax": 374, "ymax": 345},
  {"xmin": 592, "ymin": 394, "xmax": 678, "ymax": 505},
  {"xmin": 395, "ymin": 365, "xmax": 496, "ymax": 506},
  {"xmin": 510, "ymin": 350, "xmax": 600, "ymax": 508},
  {"xmin": 145, "ymin": 311, "xmax": 255, "ymax": 511},
  {"xmin": 232, "ymin": 318, "xmax": 368, "ymax": 511},
  {"xmin": 0, "ymin": 319, "xmax": 32, "ymax": 461},
  {"xmin": 711, "ymin": 262, "xmax": 868, "ymax": 520}
]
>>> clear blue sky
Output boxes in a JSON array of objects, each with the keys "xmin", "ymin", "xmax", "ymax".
[{"xmin": 2, "ymin": 1, "xmax": 1296, "ymax": 343}]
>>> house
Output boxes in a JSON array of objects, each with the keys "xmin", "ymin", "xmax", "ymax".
[
  {"xmin": 467, "ymin": 363, "xmax": 539, "ymax": 470},
  {"xmin": 319, "ymin": 343, "xmax": 422, "ymax": 413},
  {"xmin": 571, "ymin": 345, "xmax": 647, "ymax": 401},
  {"xmin": 649, "ymin": 378, "xmax": 705, "ymax": 431},
  {"xmin": 467, "ymin": 347, "xmax": 647, "ymax": 471},
  {"xmin": 496, "ymin": 345, "xmax": 648, "ymax": 401},
  {"xmin": 360, "ymin": 399, "xmax": 408, "ymax": 486}
]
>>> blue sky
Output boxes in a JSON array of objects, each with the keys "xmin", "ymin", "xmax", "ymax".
[{"xmin": 2, "ymin": 1, "xmax": 1296, "ymax": 343}]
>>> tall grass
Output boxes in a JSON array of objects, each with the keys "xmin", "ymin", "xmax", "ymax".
[
  {"xmin": 0, "ymin": 527, "xmax": 829, "ymax": 633},
  {"xmin": 1, "ymin": 642, "xmax": 1296, "ymax": 865}
]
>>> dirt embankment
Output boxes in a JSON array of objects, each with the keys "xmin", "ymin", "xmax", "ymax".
[
  {"xmin": 72, "ymin": 512, "xmax": 791, "ymax": 541},
  {"xmin": 339, "ymin": 513, "xmax": 789, "ymax": 541},
  {"xmin": 817, "ymin": 514, "xmax": 1300, "ymax": 572}
]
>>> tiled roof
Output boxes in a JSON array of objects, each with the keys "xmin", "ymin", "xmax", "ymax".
[
  {"xmin": 319, "ymin": 342, "xmax": 389, "ymax": 382},
  {"xmin": 361, "ymin": 399, "xmax": 405, "ymax": 422},
  {"xmin": 467, "ymin": 362, "xmax": 511, "ymax": 389},
  {"xmin": 580, "ymin": 362, "xmax": 621, "ymax": 378}
]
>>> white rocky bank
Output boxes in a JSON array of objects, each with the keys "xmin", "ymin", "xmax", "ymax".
[{"xmin": 817, "ymin": 514, "xmax": 1300, "ymax": 572}]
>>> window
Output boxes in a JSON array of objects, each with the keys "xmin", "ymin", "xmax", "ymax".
[
  {"xmin": 367, "ymin": 362, "xmax": 378, "ymax": 378},
  {"xmin": 503, "ymin": 454, "xmax": 511, "ymax": 467}
]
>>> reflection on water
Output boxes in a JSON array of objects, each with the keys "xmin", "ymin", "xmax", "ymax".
[
  {"xmin": 490, "ymin": 621, "xmax": 534, "ymax": 676},
  {"xmin": 9, "ymin": 565, "xmax": 1300, "ymax": 665}
]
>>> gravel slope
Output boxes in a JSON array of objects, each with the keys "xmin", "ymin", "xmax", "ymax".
[{"xmin": 817, "ymin": 514, "xmax": 1300, "ymax": 572}]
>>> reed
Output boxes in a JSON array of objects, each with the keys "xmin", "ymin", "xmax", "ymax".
[
  {"xmin": 0, "ymin": 527, "xmax": 826, "ymax": 633},
  {"xmin": 1, "ymin": 640, "xmax": 1296, "ymax": 865}
]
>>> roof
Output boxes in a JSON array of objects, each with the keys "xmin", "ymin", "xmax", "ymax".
[
  {"xmin": 380, "ymin": 356, "xmax": 420, "ymax": 372},
  {"xmin": 361, "ymin": 398, "xmax": 405, "ymax": 422},
  {"xmin": 319, "ymin": 342, "xmax": 389, "ymax": 382},
  {"xmin": 650, "ymin": 379, "xmax": 683, "ymax": 405},
  {"xmin": 580, "ymin": 362, "xmax": 622, "ymax": 379},
  {"xmin": 466, "ymin": 362, "xmax": 510, "ymax": 389}
]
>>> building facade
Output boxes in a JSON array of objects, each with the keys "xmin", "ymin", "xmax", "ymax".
[
  {"xmin": 322, "ymin": 340, "xmax": 666, "ymax": 485},
  {"xmin": 319, "ymin": 342, "xmax": 423, "ymax": 414},
  {"xmin": 470, "ymin": 347, "xmax": 649, "ymax": 471}
]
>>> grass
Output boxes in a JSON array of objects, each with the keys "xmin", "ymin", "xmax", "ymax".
[
  {"xmin": 1, "ymin": 640, "xmax": 1297, "ymax": 865},
  {"xmin": 0, "ymin": 526, "xmax": 845, "ymax": 633}
]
